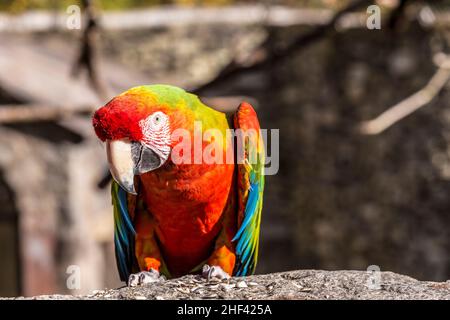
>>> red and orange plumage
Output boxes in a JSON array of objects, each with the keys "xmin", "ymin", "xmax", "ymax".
[{"xmin": 93, "ymin": 85, "xmax": 264, "ymax": 281}]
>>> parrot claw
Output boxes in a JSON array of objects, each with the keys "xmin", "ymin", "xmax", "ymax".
[
  {"xmin": 127, "ymin": 269, "xmax": 164, "ymax": 287},
  {"xmin": 202, "ymin": 265, "xmax": 231, "ymax": 282}
]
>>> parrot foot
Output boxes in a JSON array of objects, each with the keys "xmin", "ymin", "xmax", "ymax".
[
  {"xmin": 202, "ymin": 264, "xmax": 231, "ymax": 282},
  {"xmin": 127, "ymin": 269, "xmax": 165, "ymax": 287}
]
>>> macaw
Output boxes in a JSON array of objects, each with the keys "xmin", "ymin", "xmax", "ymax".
[{"xmin": 92, "ymin": 85, "xmax": 264, "ymax": 286}]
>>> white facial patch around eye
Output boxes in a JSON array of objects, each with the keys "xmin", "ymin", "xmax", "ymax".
[
  {"xmin": 139, "ymin": 112, "xmax": 171, "ymax": 161},
  {"xmin": 150, "ymin": 111, "xmax": 167, "ymax": 130}
]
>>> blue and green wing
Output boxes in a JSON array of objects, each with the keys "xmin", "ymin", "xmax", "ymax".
[
  {"xmin": 232, "ymin": 102, "xmax": 265, "ymax": 276},
  {"xmin": 111, "ymin": 181, "xmax": 138, "ymax": 282}
]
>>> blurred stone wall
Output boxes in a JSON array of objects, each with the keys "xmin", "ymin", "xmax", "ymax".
[{"xmin": 101, "ymin": 25, "xmax": 266, "ymax": 87}]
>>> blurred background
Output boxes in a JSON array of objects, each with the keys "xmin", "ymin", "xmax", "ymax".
[{"xmin": 0, "ymin": 0, "xmax": 449, "ymax": 297}]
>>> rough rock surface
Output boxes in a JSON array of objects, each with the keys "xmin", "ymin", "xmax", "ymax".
[{"xmin": 9, "ymin": 270, "xmax": 450, "ymax": 300}]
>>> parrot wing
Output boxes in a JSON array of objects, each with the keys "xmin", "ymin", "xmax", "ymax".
[
  {"xmin": 232, "ymin": 102, "xmax": 265, "ymax": 276},
  {"xmin": 111, "ymin": 181, "xmax": 138, "ymax": 282}
]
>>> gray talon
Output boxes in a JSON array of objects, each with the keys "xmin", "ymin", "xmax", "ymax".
[
  {"xmin": 202, "ymin": 264, "xmax": 230, "ymax": 281},
  {"xmin": 127, "ymin": 269, "xmax": 162, "ymax": 287}
]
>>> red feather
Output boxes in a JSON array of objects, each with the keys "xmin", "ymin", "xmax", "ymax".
[{"xmin": 92, "ymin": 95, "xmax": 147, "ymax": 141}]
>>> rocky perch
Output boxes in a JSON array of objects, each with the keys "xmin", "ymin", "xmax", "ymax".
[{"xmin": 12, "ymin": 270, "xmax": 450, "ymax": 300}]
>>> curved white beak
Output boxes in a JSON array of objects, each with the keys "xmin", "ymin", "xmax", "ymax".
[
  {"xmin": 106, "ymin": 139, "xmax": 164, "ymax": 194},
  {"xmin": 106, "ymin": 139, "xmax": 137, "ymax": 194}
]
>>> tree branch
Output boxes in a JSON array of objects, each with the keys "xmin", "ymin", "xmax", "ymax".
[
  {"xmin": 71, "ymin": 0, "xmax": 108, "ymax": 101},
  {"xmin": 359, "ymin": 56, "xmax": 450, "ymax": 135},
  {"xmin": 0, "ymin": 104, "xmax": 93, "ymax": 124},
  {"xmin": 192, "ymin": 0, "xmax": 373, "ymax": 95}
]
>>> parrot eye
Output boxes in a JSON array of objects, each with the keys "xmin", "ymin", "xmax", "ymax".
[
  {"xmin": 139, "ymin": 111, "xmax": 170, "ymax": 145},
  {"xmin": 149, "ymin": 111, "xmax": 167, "ymax": 128}
]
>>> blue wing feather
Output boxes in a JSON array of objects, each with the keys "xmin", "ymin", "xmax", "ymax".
[
  {"xmin": 232, "ymin": 103, "xmax": 265, "ymax": 277},
  {"xmin": 233, "ymin": 178, "xmax": 264, "ymax": 276},
  {"xmin": 112, "ymin": 181, "xmax": 137, "ymax": 282}
]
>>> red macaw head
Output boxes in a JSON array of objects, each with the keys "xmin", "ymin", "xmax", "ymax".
[{"xmin": 92, "ymin": 85, "xmax": 194, "ymax": 194}]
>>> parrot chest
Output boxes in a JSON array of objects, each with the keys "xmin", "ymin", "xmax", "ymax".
[{"xmin": 139, "ymin": 162, "xmax": 234, "ymax": 273}]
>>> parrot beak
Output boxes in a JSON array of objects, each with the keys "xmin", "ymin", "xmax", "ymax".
[{"xmin": 106, "ymin": 139, "xmax": 162, "ymax": 194}]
